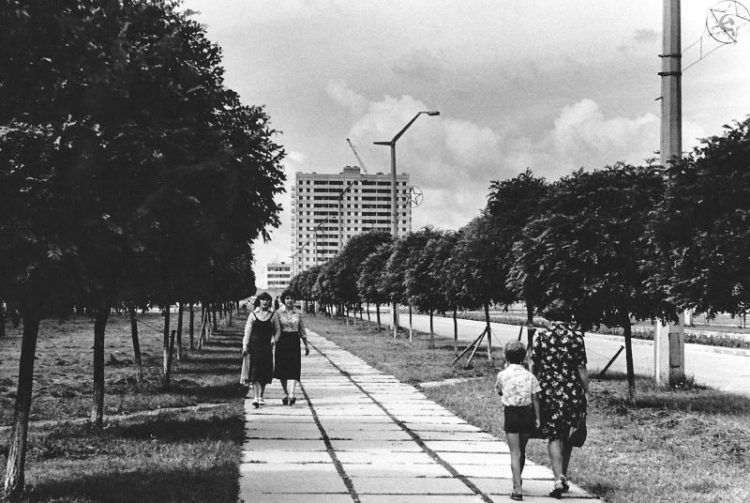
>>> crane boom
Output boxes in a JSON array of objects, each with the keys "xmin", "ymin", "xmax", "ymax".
[{"xmin": 346, "ymin": 138, "xmax": 368, "ymax": 174}]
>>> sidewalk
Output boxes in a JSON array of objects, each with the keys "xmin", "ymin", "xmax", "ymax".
[{"xmin": 238, "ymin": 332, "xmax": 599, "ymax": 503}]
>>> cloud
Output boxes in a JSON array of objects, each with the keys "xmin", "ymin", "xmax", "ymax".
[
  {"xmin": 548, "ymin": 99, "xmax": 659, "ymax": 170},
  {"xmin": 392, "ymin": 50, "xmax": 445, "ymax": 83},
  {"xmin": 327, "ymin": 80, "xmax": 368, "ymax": 114}
]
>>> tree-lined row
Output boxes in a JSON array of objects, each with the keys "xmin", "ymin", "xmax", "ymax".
[
  {"xmin": 1, "ymin": 0, "xmax": 285, "ymax": 496},
  {"xmin": 290, "ymin": 116, "xmax": 750, "ymax": 400}
]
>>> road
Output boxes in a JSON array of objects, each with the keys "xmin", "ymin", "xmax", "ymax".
[{"xmin": 386, "ymin": 312, "xmax": 750, "ymax": 398}]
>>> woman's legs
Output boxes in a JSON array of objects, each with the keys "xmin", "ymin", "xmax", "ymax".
[
  {"xmin": 547, "ymin": 438, "xmax": 565, "ymax": 480},
  {"xmin": 280, "ymin": 379, "xmax": 289, "ymax": 403},
  {"xmin": 252, "ymin": 382, "xmax": 261, "ymax": 400}
]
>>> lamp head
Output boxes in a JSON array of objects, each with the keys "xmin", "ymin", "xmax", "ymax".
[{"xmin": 424, "ymin": 110, "xmax": 440, "ymax": 116}]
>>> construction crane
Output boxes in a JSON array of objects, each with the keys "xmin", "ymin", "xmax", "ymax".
[{"xmin": 346, "ymin": 138, "xmax": 368, "ymax": 174}]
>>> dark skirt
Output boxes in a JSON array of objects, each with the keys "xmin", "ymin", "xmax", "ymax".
[
  {"xmin": 504, "ymin": 405, "xmax": 537, "ymax": 434},
  {"xmin": 248, "ymin": 341, "xmax": 273, "ymax": 384},
  {"xmin": 274, "ymin": 331, "xmax": 301, "ymax": 381}
]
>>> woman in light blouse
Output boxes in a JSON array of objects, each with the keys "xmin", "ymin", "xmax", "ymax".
[{"xmin": 272, "ymin": 290, "xmax": 309, "ymax": 405}]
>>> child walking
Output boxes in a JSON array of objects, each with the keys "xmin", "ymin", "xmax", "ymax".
[{"xmin": 494, "ymin": 341, "xmax": 541, "ymax": 501}]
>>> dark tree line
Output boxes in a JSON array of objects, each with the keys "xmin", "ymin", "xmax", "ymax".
[
  {"xmin": 289, "ymin": 116, "xmax": 750, "ymax": 403},
  {"xmin": 0, "ymin": 0, "xmax": 285, "ymax": 497}
]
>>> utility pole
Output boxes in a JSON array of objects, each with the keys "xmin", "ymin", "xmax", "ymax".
[{"xmin": 655, "ymin": 0, "xmax": 686, "ymax": 385}]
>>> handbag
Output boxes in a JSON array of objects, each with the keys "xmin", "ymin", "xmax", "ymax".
[{"xmin": 568, "ymin": 413, "xmax": 587, "ymax": 447}]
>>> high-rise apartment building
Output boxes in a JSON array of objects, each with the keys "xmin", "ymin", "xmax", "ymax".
[
  {"xmin": 265, "ymin": 262, "xmax": 292, "ymax": 297},
  {"xmin": 291, "ymin": 166, "xmax": 410, "ymax": 275}
]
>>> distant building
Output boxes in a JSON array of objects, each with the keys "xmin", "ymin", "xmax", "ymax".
[
  {"xmin": 266, "ymin": 262, "xmax": 292, "ymax": 297},
  {"xmin": 291, "ymin": 166, "xmax": 410, "ymax": 275}
]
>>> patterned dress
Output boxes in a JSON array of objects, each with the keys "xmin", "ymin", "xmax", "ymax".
[
  {"xmin": 531, "ymin": 321, "xmax": 587, "ymax": 439},
  {"xmin": 273, "ymin": 307, "xmax": 307, "ymax": 381}
]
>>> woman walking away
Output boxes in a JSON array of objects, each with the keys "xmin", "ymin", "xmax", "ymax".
[
  {"xmin": 242, "ymin": 292, "xmax": 275, "ymax": 408},
  {"xmin": 273, "ymin": 290, "xmax": 310, "ymax": 405},
  {"xmin": 531, "ymin": 313, "xmax": 590, "ymax": 498},
  {"xmin": 495, "ymin": 341, "xmax": 541, "ymax": 501}
]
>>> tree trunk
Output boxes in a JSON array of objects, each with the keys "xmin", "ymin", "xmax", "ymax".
[
  {"xmin": 484, "ymin": 303, "xmax": 493, "ymax": 361},
  {"xmin": 91, "ymin": 303, "xmax": 109, "ymax": 428},
  {"xmin": 212, "ymin": 304, "xmax": 218, "ymax": 332},
  {"xmin": 127, "ymin": 304, "xmax": 143, "ymax": 387},
  {"xmin": 622, "ymin": 312, "xmax": 636, "ymax": 402},
  {"xmin": 176, "ymin": 302, "xmax": 183, "ymax": 362},
  {"xmin": 189, "ymin": 302, "xmax": 195, "ymax": 350},
  {"xmin": 3, "ymin": 307, "xmax": 41, "ymax": 498},
  {"xmin": 198, "ymin": 308, "xmax": 207, "ymax": 350},
  {"xmin": 376, "ymin": 303, "xmax": 381, "ymax": 329},
  {"xmin": 0, "ymin": 299, "xmax": 6, "ymax": 338},
  {"xmin": 409, "ymin": 305, "xmax": 413, "ymax": 342},
  {"xmin": 429, "ymin": 309, "xmax": 434, "ymax": 349},
  {"xmin": 453, "ymin": 308, "xmax": 458, "ymax": 355},
  {"xmin": 366, "ymin": 302, "xmax": 371, "ymax": 322},
  {"xmin": 165, "ymin": 330, "xmax": 176, "ymax": 391},
  {"xmin": 162, "ymin": 307, "xmax": 170, "ymax": 386},
  {"xmin": 525, "ymin": 303, "xmax": 537, "ymax": 357}
]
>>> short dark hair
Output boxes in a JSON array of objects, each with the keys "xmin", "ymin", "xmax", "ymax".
[
  {"xmin": 280, "ymin": 289, "xmax": 295, "ymax": 303},
  {"xmin": 504, "ymin": 341, "xmax": 527, "ymax": 364}
]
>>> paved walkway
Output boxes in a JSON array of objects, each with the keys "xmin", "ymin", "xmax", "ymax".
[{"xmin": 238, "ymin": 332, "xmax": 599, "ymax": 503}]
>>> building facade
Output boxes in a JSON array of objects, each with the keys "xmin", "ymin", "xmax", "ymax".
[
  {"xmin": 265, "ymin": 262, "xmax": 292, "ymax": 297},
  {"xmin": 291, "ymin": 166, "xmax": 410, "ymax": 275}
]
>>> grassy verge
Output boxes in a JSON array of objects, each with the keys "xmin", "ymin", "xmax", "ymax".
[
  {"xmin": 308, "ymin": 315, "xmax": 750, "ymax": 503},
  {"xmin": 0, "ymin": 313, "xmax": 247, "ymax": 502}
]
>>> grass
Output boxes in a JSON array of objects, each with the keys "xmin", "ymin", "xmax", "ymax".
[
  {"xmin": 308, "ymin": 314, "xmax": 750, "ymax": 503},
  {"xmin": 0, "ymin": 312, "xmax": 247, "ymax": 502}
]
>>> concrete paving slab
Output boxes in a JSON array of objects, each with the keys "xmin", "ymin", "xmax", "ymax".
[
  {"xmin": 336, "ymin": 451, "xmax": 436, "ymax": 465},
  {"xmin": 424, "ymin": 440, "xmax": 510, "ymax": 453},
  {"xmin": 239, "ymin": 494, "xmax": 352, "ymax": 503},
  {"xmin": 435, "ymin": 452, "xmax": 511, "ymax": 466},
  {"xmin": 452, "ymin": 463, "xmax": 552, "ymax": 479},
  {"xmin": 357, "ymin": 496, "xmax": 485, "ymax": 503},
  {"xmin": 469, "ymin": 477, "xmax": 594, "ymax": 499},
  {"xmin": 352, "ymin": 476, "xmax": 474, "ymax": 495},
  {"xmin": 344, "ymin": 465, "xmax": 453, "ymax": 478},
  {"xmin": 243, "ymin": 439, "xmax": 326, "ymax": 451},
  {"xmin": 242, "ymin": 450, "xmax": 332, "ymax": 464},
  {"xmin": 329, "ymin": 439, "xmax": 422, "ymax": 452}
]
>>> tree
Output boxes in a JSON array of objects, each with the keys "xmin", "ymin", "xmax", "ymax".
[
  {"xmin": 332, "ymin": 231, "xmax": 391, "ymax": 314},
  {"xmin": 510, "ymin": 165, "xmax": 670, "ymax": 400},
  {"xmin": 382, "ymin": 228, "xmax": 441, "ymax": 336},
  {"xmin": 450, "ymin": 215, "xmax": 509, "ymax": 361},
  {"xmin": 358, "ymin": 243, "xmax": 394, "ymax": 330},
  {"xmin": 486, "ymin": 169, "xmax": 549, "ymax": 326},
  {"xmin": 650, "ymin": 117, "xmax": 750, "ymax": 317},
  {"xmin": 404, "ymin": 232, "xmax": 451, "ymax": 348}
]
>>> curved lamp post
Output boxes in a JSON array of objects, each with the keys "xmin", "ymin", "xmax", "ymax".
[
  {"xmin": 374, "ymin": 110, "xmax": 439, "ymax": 239},
  {"xmin": 374, "ymin": 110, "xmax": 439, "ymax": 334}
]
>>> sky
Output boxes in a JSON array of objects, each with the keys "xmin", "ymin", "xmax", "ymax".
[{"xmin": 180, "ymin": 0, "xmax": 750, "ymax": 288}]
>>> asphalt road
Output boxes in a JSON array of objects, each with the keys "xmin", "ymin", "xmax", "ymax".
[{"xmin": 390, "ymin": 312, "xmax": 750, "ymax": 398}]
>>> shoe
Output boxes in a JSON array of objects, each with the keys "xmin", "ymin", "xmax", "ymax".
[
  {"xmin": 561, "ymin": 476, "xmax": 569, "ymax": 492},
  {"xmin": 282, "ymin": 396, "xmax": 289, "ymax": 405},
  {"xmin": 509, "ymin": 492, "xmax": 523, "ymax": 501},
  {"xmin": 258, "ymin": 397, "xmax": 265, "ymax": 406},
  {"xmin": 549, "ymin": 479, "xmax": 564, "ymax": 499},
  {"xmin": 289, "ymin": 396, "xmax": 297, "ymax": 406},
  {"xmin": 251, "ymin": 399, "xmax": 259, "ymax": 409}
]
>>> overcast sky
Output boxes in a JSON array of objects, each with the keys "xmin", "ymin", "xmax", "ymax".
[{"xmin": 181, "ymin": 0, "xmax": 750, "ymax": 288}]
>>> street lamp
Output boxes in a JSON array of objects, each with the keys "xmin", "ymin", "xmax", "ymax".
[
  {"xmin": 374, "ymin": 110, "xmax": 439, "ymax": 239},
  {"xmin": 374, "ymin": 110, "xmax": 439, "ymax": 334}
]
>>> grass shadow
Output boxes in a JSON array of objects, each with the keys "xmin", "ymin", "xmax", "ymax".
[{"xmin": 26, "ymin": 465, "xmax": 239, "ymax": 503}]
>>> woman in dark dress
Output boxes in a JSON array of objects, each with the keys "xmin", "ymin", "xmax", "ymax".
[
  {"xmin": 242, "ymin": 292, "xmax": 275, "ymax": 408},
  {"xmin": 531, "ymin": 318, "xmax": 590, "ymax": 498},
  {"xmin": 273, "ymin": 290, "xmax": 309, "ymax": 405}
]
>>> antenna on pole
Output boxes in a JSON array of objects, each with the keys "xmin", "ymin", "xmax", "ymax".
[{"xmin": 346, "ymin": 138, "xmax": 368, "ymax": 174}]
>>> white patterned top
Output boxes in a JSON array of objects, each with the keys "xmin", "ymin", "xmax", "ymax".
[{"xmin": 494, "ymin": 364, "xmax": 540, "ymax": 407}]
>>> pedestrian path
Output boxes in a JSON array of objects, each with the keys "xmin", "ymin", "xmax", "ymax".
[{"xmin": 238, "ymin": 332, "xmax": 599, "ymax": 503}]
